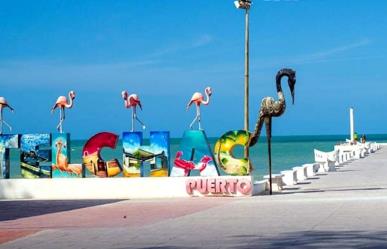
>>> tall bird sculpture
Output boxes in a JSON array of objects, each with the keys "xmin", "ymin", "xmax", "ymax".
[
  {"xmin": 122, "ymin": 90, "xmax": 146, "ymax": 132},
  {"xmin": 51, "ymin": 91, "xmax": 76, "ymax": 133},
  {"xmin": 187, "ymin": 87, "xmax": 212, "ymax": 130},
  {"xmin": 0, "ymin": 97, "xmax": 14, "ymax": 134},
  {"xmin": 248, "ymin": 68, "xmax": 296, "ymax": 195}
]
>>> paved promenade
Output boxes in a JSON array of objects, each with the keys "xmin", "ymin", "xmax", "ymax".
[{"xmin": 1, "ymin": 147, "xmax": 387, "ymax": 248}]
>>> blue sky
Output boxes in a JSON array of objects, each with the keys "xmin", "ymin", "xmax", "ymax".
[{"xmin": 1, "ymin": 0, "xmax": 386, "ymax": 139}]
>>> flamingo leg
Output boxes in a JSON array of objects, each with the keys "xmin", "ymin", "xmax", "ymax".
[
  {"xmin": 133, "ymin": 107, "xmax": 146, "ymax": 130},
  {"xmin": 197, "ymin": 105, "xmax": 202, "ymax": 130},
  {"xmin": 0, "ymin": 108, "xmax": 12, "ymax": 134},
  {"xmin": 63, "ymin": 108, "xmax": 66, "ymax": 131},
  {"xmin": 57, "ymin": 107, "xmax": 65, "ymax": 133},
  {"xmin": 189, "ymin": 115, "xmax": 198, "ymax": 130},
  {"xmin": 265, "ymin": 117, "xmax": 273, "ymax": 195},
  {"xmin": 0, "ymin": 108, "xmax": 3, "ymax": 134},
  {"xmin": 2, "ymin": 120, "xmax": 12, "ymax": 132},
  {"xmin": 189, "ymin": 105, "xmax": 201, "ymax": 130},
  {"xmin": 131, "ymin": 107, "xmax": 135, "ymax": 132},
  {"xmin": 56, "ymin": 110, "xmax": 60, "ymax": 131},
  {"xmin": 131, "ymin": 107, "xmax": 146, "ymax": 132}
]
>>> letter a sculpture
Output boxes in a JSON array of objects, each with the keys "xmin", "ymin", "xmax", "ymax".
[
  {"xmin": 122, "ymin": 90, "xmax": 146, "ymax": 132},
  {"xmin": 0, "ymin": 97, "xmax": 14, "ymax": 134},
  {"xmin": 51, "ymin": 91, "xmax": 76, "ymax": 133},
  {"xmin": 187, "ymin": 87, "xmax": 212, "ymax": 130},
  {"xmin": 248, "ymin": 68, "xmax": 296, "ymax": 195}
]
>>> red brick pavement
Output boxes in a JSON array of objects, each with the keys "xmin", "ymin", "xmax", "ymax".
[{"xmin": 0, "ymin": 198, "xmax": 231, "ymax": 244}]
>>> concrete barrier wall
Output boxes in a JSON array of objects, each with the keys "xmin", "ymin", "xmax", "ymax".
[{"xmin": 0, "ymin": 176, "xmax": 254, "ymax": 200}]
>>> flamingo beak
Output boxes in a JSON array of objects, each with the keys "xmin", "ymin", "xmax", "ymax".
[{"xmin": 138, "ymin": 102, "xmax": 142, "ymax": 110}]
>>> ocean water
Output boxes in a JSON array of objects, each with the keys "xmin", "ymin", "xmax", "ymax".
[{"xmin": 8, "ymin": 134, "xmax": 387, "ymax": 180}]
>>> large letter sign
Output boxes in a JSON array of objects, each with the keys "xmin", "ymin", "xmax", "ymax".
[
  {"xmin": 214, "ymin": 130, "xmax": 251, "ymax": 176},
  {"xmin": 82, "ymin": 132, "xmax": 122, "ymax": 177},
  {"xmin": 171, "ymin": 130, "xmax": 219, "ymax": 177},
  {"xmin": 0, "ymin": 134, "xmax": 19, "ymax": 179},
  {"xmin": 186, "ymin": 178, "xmax": 253, "ymax": 196},
  {"xmin": 52, "ymin": 133, "xmax": 82, "ymax": 178},
  {"xmin": 122, "ymin": 131, "xmax": 170, "ymax": 177},
  {"xmin": 20, "ymin": 134, "xmax": 52, "ymax": 178}
]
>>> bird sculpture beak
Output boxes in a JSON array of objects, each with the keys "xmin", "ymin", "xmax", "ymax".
[
  {"xmin": 291, "ymin": 90, "xmax": 295, "ymax": 104},
  {"xmin": 289, "ymin": 78, "xmax": 295, "ymax": 105},
  {"xmin": 138, "ymin": 102, "xmax": 142, "ymax": 110}
]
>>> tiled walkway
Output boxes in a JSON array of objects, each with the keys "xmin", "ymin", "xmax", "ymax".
[{"xmin": 1, "ymin": 147, "xmax": 387, "ymax": 248}]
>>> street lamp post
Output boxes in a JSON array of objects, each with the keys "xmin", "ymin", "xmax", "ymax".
[{"xmin": 234, "ymin": 0, "xmax": 252, "ymax": 159}]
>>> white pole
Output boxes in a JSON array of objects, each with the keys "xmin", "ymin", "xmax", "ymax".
[{"xmin": 350, "ymin": 108, "xmax": 354, "ymax": 142}]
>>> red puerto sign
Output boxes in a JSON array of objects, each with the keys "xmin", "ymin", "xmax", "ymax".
[{"xmin": 185, "ymin": 178, "xmax": 253, "ymax": 196}]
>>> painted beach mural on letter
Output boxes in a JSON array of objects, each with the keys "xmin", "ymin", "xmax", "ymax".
[
  {"xmin": 52, "ymin": 133, "xmax": 82, "ymax": 178},
  {"xmin": 214, "ymin": 130, "xmax": 250, "ymax": 176},
  {"xmin": 20, "ymin": 134, "xmax": 52, "ymax": 178},
  {"xmin": 82, "ymin": 132, "xmax": 122, "ymax": 177},
  {"xmin": 122, "ymin": 131, "xmax": 170, "ymax": 177},
  {"xmin": 171, "ymin": 130, "xmax": 219, "ymax": 177},
  {"xmin": 0, "ymin": 134, "xmax": 19, "ymax": 178}
]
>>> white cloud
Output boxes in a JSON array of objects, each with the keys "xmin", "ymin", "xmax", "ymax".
[
  {"xmin": 146, "ymin": 34, "xmax": 214, "ymax": 58},
  {"xmin": 263, "ymin": 0, "xmax": 299, "ymax": 2},
  {"xmin": 251, "ymin": 38, "xmax": 374, "ymax": 69},
  {"xmin": 299, "ymin": 38, "xmax": 372, "ymax": 62},
  {"xmin": 192, "ymin": 34, "xmax": 214, "ymax": 48}
]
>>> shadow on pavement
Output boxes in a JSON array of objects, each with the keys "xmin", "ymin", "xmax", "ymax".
[
  {"xmin": 114, "ymin": 230, "xmax": 387, "ymax": 249},
  {"xmin": 282, "ymin": 187, "xmax": 386, "ymax": 195},
  {"xmin": 230, "ymin": 230, "xmax": 387, "ymax": 248},
  {"xmin": 0, "ymin": 199, "xmax": 124, "ymax": 221},
  {"xmin": 337, "ymin": 169, "xmax": 359, "ymax": 172}
]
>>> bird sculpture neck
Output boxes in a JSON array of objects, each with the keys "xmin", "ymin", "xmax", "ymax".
[
  {"xmin": 124, "ymin": 96, "xmax": 131, "ymax": 108},
  {"xmin": 276, "ymin": 71, "xmax": 290, "ymax": 102},
  {"xmin": 65, "ymin": 92, "xmax": 74, "ymax": 108},
  {"xmin": 201, "ymin": 90, "xmax": 211, "ymax": 105}
]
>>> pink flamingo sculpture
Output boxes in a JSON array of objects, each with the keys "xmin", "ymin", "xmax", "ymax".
[
  {"xmin": 174, "ymin": 151, "xmax": 195, "ymax": 176},
  {"xmin": 51, "ymin": 91, "xmax": 76, "ymax": 133},
  {"xmin": 174, "ymin": 151, "xmax": 213, "ymax": 176},
  {"xmin": 186, "ymin": 87, "xmax": 212, "ymax": 130},
  {"xmin": 196, "ymin": 155, "xmax": 212, "ymax": 173},
  {"xmin": 0, "ymin": 97, "xmax": 14, "ymax": 134},
  {"xmin": 121, "ymin": 90, "xmax": 146, "ymax": 132}
]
